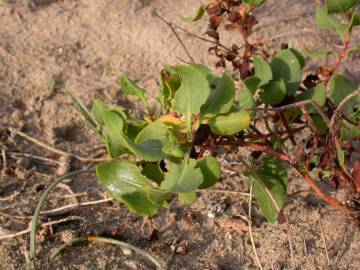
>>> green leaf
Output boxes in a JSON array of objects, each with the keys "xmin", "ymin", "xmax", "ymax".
[
  {"xmin": 312, "ymin": 114, "xmax": 328, "ymax": 135},
  {"xmin": 179, "ymin": 192, "xmax": 197, "ymax": 205},
  {"xmin": 270, "ymin": 49, "xmax": 302, "ymax": 95},
  {"xmin": 192, "ymin": 64, "xmax": 218, "ymax": 87},
  {"xmin": 325, "ymin": 0, "xmax": 359, "ymax": 14},
  {"xmin": 316, "ymin": 6, "xmax": 347, "ymax": 37},
  {"xmin": 103, "ymin": 111, "xmax": 166, "ymax": 161},
  {"xmin": 253, "ymin": 56, "xmax": 273, "ymax": 87},
  {"xmin": 91, "ymin": 99, "xmax": 109, "ymax": 125},
  {"xmin": 196, "ymin": 156, "xmax": 221, "ymax": 189},
  {"xmin": 348, "ymin": 13, "xmax": 360, "ymax": 32},
  {"xmin": 126, "ymin": 120, "xmax": 147, "ymax": 141},
  {"xmin": 181, "ymin": 4, "xmax": 207, "ymax": 22},
  {"xmin": 160, "ymin": 156, "xmax": 204, "ymax": 193},
  {"xmin": 251, "ymin": 157, "xmax": 288, "ymax": 223},
  {"xmin": 160, "ymin": 69, "xmax": 181, "ymax": 109},
  {"xmin": 260, "ymin": 80, "xmax": 286, "ymax": 106},
  {"xmin": 67, "ymin": 90, "xmax": 99, "ymax": 135},
  {"xmin": 303, "ymin": 47, "xmax": 333, "ymax": 58},
  {"xmin": 341, "ymin": 120, "xmax": 360, "ymax": 140},
  {"xmin": 243, "ymin": 76, "xmax": 261, "ymax": 94},
  {"xmin": 172, "ymin": 65, "xmax": 211, "ymax": 136},
  {"xmin": 201, "ymin": 73, "xmax": 235, "ymax": 117},
  {"xmin": 119, "ymin": 75, "xmax": 148, "ymax": 105},
  {"xmin": 208, "ymin": 110, "xmax": 251, "ymax": 136},
  {"xmin": 142, "ymin": 163, "xmax": 165, "ymax": 185},
  {"xmin": 244, "ymin": 0, "xmax": 264, "ymax": 7},
  {"xmin": 337, "ymin": 148, "xmax": 345, "ymax": 167},
  {"xmin": 289, "ymin": 48, "xmax": 306, "ymax": 69},
  {"xmin": 329, "ymin": 75, "xmax": 357, "ymax": 106},
  {"xmin": 296, "ymin": 82, "xmax": 326, "ymax": 111},
  {"xmin": 238, "ymin": 88, "xmax": 255, "ymax": 110},
  {"xmin": 135, "ymin": 122, "xmax": 169, "ymax": 144},
  {"xmin": 96, "ymin": 160, "xmax": 166, "ymax": 216}
]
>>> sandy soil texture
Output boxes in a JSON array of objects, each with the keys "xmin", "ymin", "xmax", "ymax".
[{"xmin": 1, "ymin": 0, "xmax": 360, "ymax": 269}]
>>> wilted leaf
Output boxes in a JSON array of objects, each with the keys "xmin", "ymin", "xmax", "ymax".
[
  {"xmin": 208, "ymin": 110, "xmax": 251, "ymax": 136},
  {"xmin": 196, "ymin": 156, "xmax": 221, "ymax": 189},
  {"xmin": 119, "ymin": 75, "xmax": 148, "ymax": 105},
  {"xmin": 325, "ymin": 0, "xmax": 359, "ymax": 14},
  {"xmin": 260, "ymin": 80, "xmax": 286, "ymax": 106},
  {"xmin": 201, "ymin": 72, "xmax": 235, "ymax": 117},
  {"xmin": 160, "ymin": 156, "xmax": 204, "ymax": 193},
  {"xmin": 270, "ymin": 49, "xmax": 302, "ymax": 95}
]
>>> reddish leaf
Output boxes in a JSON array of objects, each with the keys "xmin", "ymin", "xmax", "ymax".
[{"xmin": 210, "ymin": 15, "xmax": 223, "ymax": 30}]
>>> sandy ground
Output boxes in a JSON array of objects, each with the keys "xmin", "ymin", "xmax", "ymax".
[{"xmin": 1, "ymin": 0, "xmax": 360, "ymax": 269}]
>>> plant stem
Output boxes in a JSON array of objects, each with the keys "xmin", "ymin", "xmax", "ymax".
[
  {"xmin": 50, "ymin": 236, "xmax": 166, "ymax": 270},
  {"xmin": 27, "ymin": 169, "xmax": 95, "ymax": 270}
]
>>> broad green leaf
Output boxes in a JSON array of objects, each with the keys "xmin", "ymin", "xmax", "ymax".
[
  {"xmin": 260, "ymin": 80, "xmax": 286, "ymax": 106},
  {"xmin": 181, "ymin": 4, "xmax": 207, "ymax": 22},
  {"xmin": 253, "ymin": 56, "xmax": 273, "ymax": 87},
  {"xmin": 304, "ymin": 47, "xmax": 332, "ymax": 58},
  {"xmin": 316, "ymin": 6, "xmax": 347, "ymax": 37},
  {"xmin": 251, "ymin": 157, "xmax": 288, "ymax": 223},
  {"xmin": 162, "ymin": 142, "xmax": 185, "ymax": 158},
  {"xmin": 160, "ymin": 156, "xmax": 204, "ymax": 193},
  {"xmin": 160, "ymin": 69, "xmax": 181, "ymax": 109},
  {"xmin": 329, "ymin": 75, "xmax": 360, "ymax": 123},
  {"xmin": 201, "ymin": 73, "xmax": 235, "ymax": 117},
  {"xmin": 142, "ymin": 163, "xmax": 165, "ymax": 185},
  {"xmin": 192, "ymin": 64, "xmax": 219, "ymax": 87},
  {"xmin": 179, "ymin": 192, "xmax": 197, "ymax": 205},
  {"xmin": 92, "ymin": 99, "xmax": 109, "ymax": 125},
  {"xmin": 172, "ymin": 65, "xmax": 211, "ymax": 135},
  {"xmin": 296, "ymin": 82, "xmax": 326, "ymax": 112},
  {"xmin": 196, "ymin": 156, "xmax": 221, "ymax": 189},
  {"xmin": 127, "ymin": 120, "xmax": 147, "ymax": 141},
  {"xmin": 238, "ymin": 89, "xmax": 255, "ymax": 110},
  {"xmin": 119, "ymin": 75, "xmax": 148, "ymax": 105},
  {"xmin": 67, "ymin": 90, "xmax": 99, "ymax": 135},
  {"xmin": 243, "ymin": 76, "xmax": 261, "ymax": 94},
  {"xmin": 348, "ymin": 13, "xmax": 360, "ymax": 32},
  {"xmin": 289, "ymin": 48, "xmax": 306, "ymax": 69},
  {"xmin": 341, "ymin": 120, "xmax": 360, "ymax": 140},
  {"xmin": 270, "ymin": 49, "xmax": 302, "ymax": 95},
  {"xmin": 135, "ymin": 121, "xmax": 169, "ymax": 144},
  {"xmin": 311, "ymin": 114, "xmax": 328, "ymax": 135},
  {"xmin": 209, "ymin": 110, "xmax": 250, "ymax": 136},
  {"xmin": 244, "ymin": 0, "xmax": 264, "ymax": 7},
  {"xmin": 329, "ymin": 75, "xmax": 357, "ymax": 106},
  {"xmin": 103, "ymin": 111, "xmax": 166, "ymax": 161},
  {"xmin": 96, "ymin": 160, "xmax": 166, "ymax": 216},
  {"xmin": 325, "ymin": 0, "xmax": 359, "ymax": 14}
]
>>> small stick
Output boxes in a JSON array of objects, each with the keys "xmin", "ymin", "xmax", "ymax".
[
  {"xmin": 152, "ymin": 11, "xmax": 195, "ymax": 64},
  {"xmin": 0, "ymin": 191, "xmax": 20, "ymax": 202},
  {"xmin": 8, "ymin": 152, "xmax": 60, "ymax": 165},
  {"xmin": 1, "ymin": 147, "xmax": 7, "ymax": 176},
  {"xmin": 40, "ymin": 198, "xmax": 113, "ymax": 215},
  {"xmin": 10, "ymin": 129, "xmax": 109, "ymax": 163},
  {"xmin": 197, "ymin": 188, "xmax": 250, "ymax": 197},
  {"xmin": 0, "ymin": 216, "xmax": 84, "ymax": 241},
  {"xmin": 50, "ymin": 236, "xmax": 166, "ymax": 270},
  {"xmin": 319, "ymin": 222, "xmax": 331, "ymax": 266},
  {"xmin": 247, "ymin": 181, "xmax": 264, "ymax": 270}
]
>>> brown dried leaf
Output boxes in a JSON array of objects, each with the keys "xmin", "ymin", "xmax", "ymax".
[
  {"xmin": 222, "ymin": 219, "xmax": 249, "ymax": 232},
  {"xmin": 352, "ymin": 160, "xmax": 360, "ymax": 192}
]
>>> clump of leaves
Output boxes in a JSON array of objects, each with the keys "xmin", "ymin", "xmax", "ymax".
[{"xmin": 69, "ymin": 0, "xmax": 360, "ymax": 223}]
